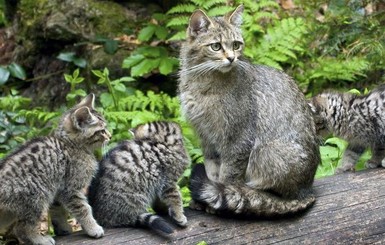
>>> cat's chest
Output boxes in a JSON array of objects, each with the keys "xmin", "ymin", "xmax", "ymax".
[
  {"xmin": 62, "ymin": 150, "xmax": 97, "ymax": 187},
  {"xmin": 181, "ymin": 90, "xmax": 229, "ymax": 122}
]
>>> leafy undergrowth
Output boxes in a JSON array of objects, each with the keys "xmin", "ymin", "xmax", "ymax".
[{"xmin": 316, "ymin": 137, "xmax": 372, "ymax": 179}]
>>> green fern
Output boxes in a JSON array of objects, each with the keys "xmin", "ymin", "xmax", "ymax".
[
  {"xmin": 0, "ymin": 95, "xmax": 31, "ymax": 111},
  {"xmin": 245, "ymin": 17, "xmax": 308, "ymax": 69},
  {"xmin": 306, "ymin": 57, "xmax": 369, "ymax": 84},
  {"xmin": 167, "ymin": 4, "xmax": 197, "ymax": 14}
]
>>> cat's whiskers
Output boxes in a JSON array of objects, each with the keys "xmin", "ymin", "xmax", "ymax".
[{"xmin": 181, "ymin": 60, "xmax": 230, "ymax": 81}]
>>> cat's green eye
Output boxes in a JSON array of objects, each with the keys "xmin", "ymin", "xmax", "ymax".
[
  {"xmin": 233, "ymin": 41, "xmax": 241, "ymax": 50},
  {"xmin": 210, "ymin": 43, "xmax": 222, "ymax": 51}
]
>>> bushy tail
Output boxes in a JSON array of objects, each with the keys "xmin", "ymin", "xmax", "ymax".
[
  {"xmin": 189, "ymin": 164, "xmax": 315, "ymax": 216},
  {"xmin": 136, "ymin": 213, "xmax": 175, "ymax": 236}
]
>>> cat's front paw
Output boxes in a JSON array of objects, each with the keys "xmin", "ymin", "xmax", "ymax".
[
  {"xmin": 366, "ymin": 160, "xmax": 380, "ymax": 169},
  {"xmin": 30, "ymin": 235, "xmax": 55, "ymax": 245},
  {"xmin": 173, "ymin": 214, "xmax": 188, "ymax": 227},
  {"xmin": 83, "ymin": 224, "xmax": 104, "ymax": 239}
]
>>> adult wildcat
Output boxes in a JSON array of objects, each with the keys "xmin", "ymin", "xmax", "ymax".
[
  {"xmin": 0, "ymin": 94, "xmax": 110, "ymax": 245},
  {"xmin": 89, "ymin": 121, "xmax": 189, "ymax": 235},
  {"xmin": 309, "ymin": 86, "xmax": 385, "ymax": 173},
  {"xmin": 179, "ymin": 5, "xmax": 320, "ymax": 216}
]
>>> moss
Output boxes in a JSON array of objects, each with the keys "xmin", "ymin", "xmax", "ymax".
[
  {"xmin": 17, "ymin": 0, "xmax": 51, "ymax": 39},
  {"xmin": 88, "ymin": 0, "xmax": 136, "ymax": 37}
]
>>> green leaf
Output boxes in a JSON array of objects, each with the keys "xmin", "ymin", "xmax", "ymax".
[
  {"xmin": 0, "ymin": 67, "xmax": 10, "ymax": 85},
  {"xmin": 155, "ymin": 26, "xmax": 169, "ymax": 40},
  {"xmin": 73, "ymin": 77, "xmax": 85, "ymax": 84},
  {"xmin": 119, "ymin": 76, "xmax": 135, "ymax": 82},
  {"xmin": 100, "ymin": 93, "xmax": 114, "ymax": 108},
  {"xmin": 57, "ymin": 52, "xmax": 75, "ymax": 62},
  {"xmin": 122, "ymin": 54, "xmax": 145, "ymax": 68},
  {"xmin": 167, "ymin": 4, "xmax": 196, "ymax": 14},
  {"xmin": 136, "ymin": 46, "xmax": 162, "ymax": 58},
  {"xmin": 91, "ymin": 70, "xmax": 104, "ymax": 78},
  {"xmin": 159, "ymin": 57, "xmax": 176, "ymax": 75},
  {"xmin": 114, "ymin": 83, "xmax": 126, "ymax": 92},
  {"xmin": 167, "ymin": 16, "xmax": 189, "ymax": 28},
  {"xmin": 325, "ymin": 137, "xmax": 348, "ymax": 152},
  {"xmin": 138, "ymin": 25, "xmax": 156, "ymax": 42},
  {"xmin": 73, "ymin": 58, "xmax": 87, "ymax": 68},
  {"xmin": 8, "ymin": 63, "xmax": 27, "ymax": 80},
  {"xmin": 73, "ymin": 68, "xmax": 80, "ymax": 78},
  {"xmin": 131, "ymin": 59, "xmax": 160, "ymax": 77},
  {"xmin": 168, "ymin": 31, "xmax": 186, "ymax": 41},
  {"xmin": 104, "ymin": 40, "xmax": 119, "ymax": 55}
]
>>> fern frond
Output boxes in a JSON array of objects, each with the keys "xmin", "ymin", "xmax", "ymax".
[
  {"xmin": 207, "ymin": 6, "xmax": 233, "ymax": 17},
  {"xmin": 307, "ymin": 57, "xmax": 369, "ymax": 82},
  {"xmin": 256, "ymin": 0, "xmax": 280, "ymax": 9},
  {"xmin": 167, "ymin": 16, "xmax": 190, "ymax": 28},
  {"xmin": 17, "ymin": 109, "xmax": 60, "ymax": 125},
  {"xmin": 246, "ymin": 17, "xmax": 308, "ymax": 68},
  {"xmin": 168, "ymin": 31, "xmax": 186, "ymax": 41},
  {"xmin": 167, "ymin": 4, "xmax": 197, "ymax": 14},
  {"xmin": 202, "ymin": 0, "xmax": 228, "ymax": 10}
]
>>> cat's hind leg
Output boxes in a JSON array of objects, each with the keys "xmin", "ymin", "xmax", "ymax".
[
  {"xmin": 12, "ymin": 212, "xmax": 55, "ymax": 245},
  {"xmin": 160, "ymin": 184, "xmax": 187, "ymax": 227},
  {"xmin": 245, "ymin": 140, "xmax": 315, "ymax": 198},
  {"xmin": 49, "ymin": 201, "xmax": 72, "ymax": 236},
  {"xmin": 0, "ymin": 209, "xmax": 16, "ymax": 235},
  {"xmin": 336, "ymin": 144, "xmax": 365, "ymax": 174}
]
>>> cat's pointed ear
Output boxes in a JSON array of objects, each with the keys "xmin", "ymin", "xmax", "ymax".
[
  {"xmin": 307, "ymin": 101, "xmax": 317, "ymax": 114},
  {"xmin": 77, "ymin": 93, "xmax": 95, "ymax": 109},
  {"xmin": 72, "ymin": 107, "xmax": 93, "ymax": 129},
  {"xmin": 188, "ymin": 9, "xmax": 214, "ymax": 37},
  {"xmin": 225, "ymin": 5, "xmax": 244, "ymax": 27}
]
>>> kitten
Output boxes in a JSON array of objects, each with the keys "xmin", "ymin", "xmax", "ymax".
[
  {"xmin": 179, "ymin": 5, "xmax": 320, "ymax": 216},
  {"xmin": 0, "ymin": 94, "xmax": 110, "ymax": 245},
  {"xmin": 89, "ymin": 121, "xmax": 189, "ymax": 236},
  {"xmin": 309, "ymin": 86, "xmax": 385, "ymax": 173}
]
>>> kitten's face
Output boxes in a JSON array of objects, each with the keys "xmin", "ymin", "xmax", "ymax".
[
  {"xmin": 131, "ymin": 121, "xmax": 183, "ymax": 143},
  {"xmin": 185, "ymin": 5, "xmax": 244, "ymax": 73},
  {"xmin": 59, "ymin": 94, "xmax": 111, "ymax": 149}
]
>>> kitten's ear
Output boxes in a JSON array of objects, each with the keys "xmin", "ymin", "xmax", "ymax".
[
  {"xmin": 307, "ymin": 101, "xmax": 317, "ymax": 114},
  {"xmin": 128, "ymin": 128, "xmax": 136, "ymax": 137},
  {"xmin": 188, "ymin": 9, "xmax": 214, "ymax": 37},
  {"xmin": 77, "ymin": 93, "xmax": 95, "ymax": 109},
  {"xmin": 225, "ymin": 5, "xmax": 244, "ymax": 27},
  {"xmin": 72, "ymin": 107, "xmax": 93, "ymax": 129}
]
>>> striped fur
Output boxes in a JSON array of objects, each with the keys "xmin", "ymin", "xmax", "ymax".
[
  {"xmin": 89, "ymin": 121, "xmax": 190, "ymax": 236},
  {"xmin": 0, "ymin": 94, "xmax": 110, "ymax": 245},
  {"xmin": 179, "ymin": 6, "xmax": 320, "ymax": 216},
  {"xmin": 309, "ymin": 85, "xmax": 385, "ymax": 173}
]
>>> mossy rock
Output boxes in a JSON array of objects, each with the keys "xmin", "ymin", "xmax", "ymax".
[{"xmin": 17, "ymin": 0, "xmax": 137, "ymax": 42}]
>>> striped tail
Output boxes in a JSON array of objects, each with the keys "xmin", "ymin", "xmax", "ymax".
[
  {"xmin": 189, "ymin": 164, "xmax": 315, "ymax": 216},
  {"xmin": 136, "ymin": 213, "xmax": 175, "ymax": 236}
]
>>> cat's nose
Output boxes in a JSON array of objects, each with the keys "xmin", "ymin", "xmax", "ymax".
[{"xmin": 227, "ymin": 56, "xmax": 235, "ymax": 63}]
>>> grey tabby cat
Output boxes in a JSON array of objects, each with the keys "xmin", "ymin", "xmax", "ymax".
[
  {"xmin": 0, "ymin": 94, "xmax": 110, "ymax": 245},
  {"xmin": 179, "ymin": 5, "xmax": 320, "ymax": 216},
  {"xmin": 89, "ymin": 121, "xmax": 189, "ymax": 235},
  {"xmin": 309, "ymin": 85, "xmax": 385, "ymax": 173}
]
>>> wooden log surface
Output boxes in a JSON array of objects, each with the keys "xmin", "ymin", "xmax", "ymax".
[{"xmin": 56, "ymin": 169, "xmax": 385, "ymax": 244}]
